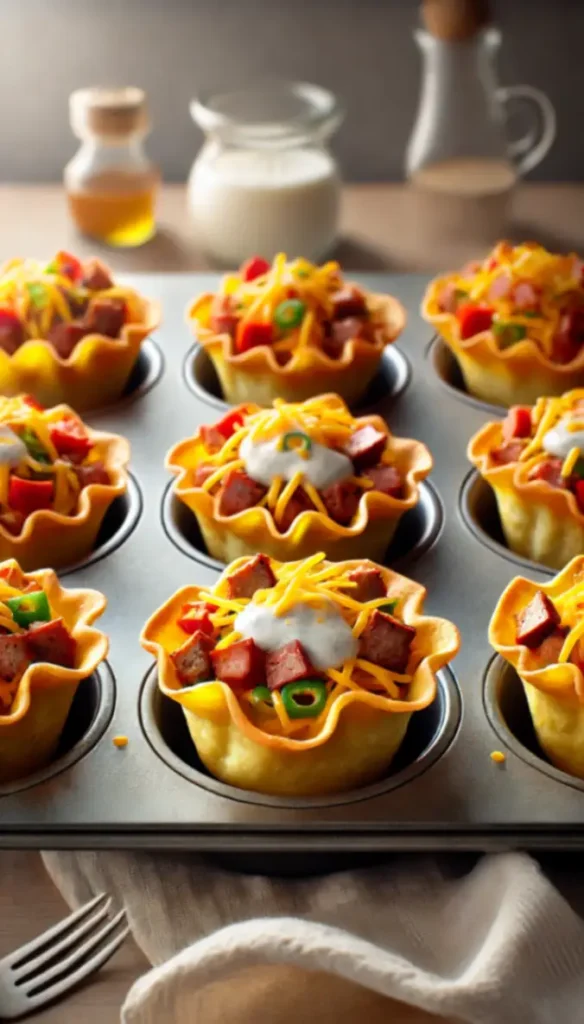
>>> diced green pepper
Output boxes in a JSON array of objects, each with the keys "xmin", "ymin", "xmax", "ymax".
[
  {"xmin": 281, "ymin": 679, "xmax": 328, "ymax": 719},
  {"xmin": 493, "ymin": 321, "xmax": 527, "ymax": 348},
  {"xmin": 7, "ymin": 590, "xmax": 50, "ymax": 628},
  {"xmin": 274, "ymin": 299, "xmax": 306, "ymax": 331},
  {"xmin": 379, "ymin": 600, "xmax": 398, "ymax": 615},
  {"xmin": 279, "ymin": 431, "xmax": 312, "ymax": 459},
  {"xmin": 26, "ymin": 282, "xmax": 49, "ymax": 310},
  {"xmin": 18, "ymin": 427, "xmax": 51, "ymax": 464},
  {"xmin": 571, "ymin": 456, "xmax": 584, "ymax": 480},
  {"xmin": 522, "ymin": 310, "xmax": 541, "ymax": 318},
  {"xmin": 250, "ymin": 685, "xmax": 274, "ymax": 709}
]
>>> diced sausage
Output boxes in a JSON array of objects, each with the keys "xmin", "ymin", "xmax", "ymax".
[
  {"xmin": 331, "ymin": 286, "xmax": 367, "ymax": 320},
  {"xmin": 211, "ymin": 638, "xmax": 265, "ymax": 690},
  {"xmin": 0, "ymin": 633, "xmax": 30, "ymax": 680},
  {"xmin": 0, "ymin": 318, "xmax": 24, "ymax": 355},
  {"xmin": 0, "ymin": 505, "xmax": 25, "ymax": 535},
  {"xmin": 347, "ymin": 566, "xmax": 386, "ymax": 603},
  {"xmin": 538, "ymin": 627, "xmax": 569, "ymax": 666},
  {"xmin": 551, "ymin": 310, "xmax": 584, "ymax": 364},
  {"xmin": 366, "ymin": 464, "xmax": 403, "ymax": 498},
  {"xmin": 194, "ymin": 463, "xmax": 217, "ymax": 488},
  {"xmin": 81, "ymin": 260, "xmax": 113, "ymax": 291},
  {"xmin": 171, "ymin": 630, "xmax": 212, "ymax": 686},
  {"xmin": 265, "ymin": 639, "xmax": 317, "ymax": 691},
  {"xmin": 277, "ymin": 487, "xmax": 315, "ymax": 532},
  {"xmin": 330, "ymin": 317, "xmax": 368, "ymax": 347},
  {"xmin": 488, "ymin": 271, "xmax": 512, "ymax": 302},
  {"xmin": 437, "ymin": 282, "xmax": 460, "ymax": 314},
  {"xmin": 321, "ymin": 480, "xmax": 360, "ymax": 526},
  {"xmin": 26, "ymin": 618, "xmax": 76, "ymax": 668},
  {"xmin": 344, "ymin": 425, "xmax": 387, "ymax": 471},
  {"xmin": 490, "ymin": 442, "xmax": 525, "ymax": 466},
  {"xmin": 515, "ymin": 590, "xmax": 560, "ymax": 649},
  {"xmin": 460, "ymin": 260, "xmax": 481, "ymax": 278},
  {"xmin": 528, "ymin": 457, "xmax": 565, "ymax": 489},
  {"xmin": 226, "ymin": 553, "xmax": 276, "ymax": 599},
  {"xmin": 217, "ymin": 470, "xmax": 266, "ymax": 517},
  {"xmin": 75, "ymin": 462, "xmax": 111, "ymax": 488},
  {"xmin": 513, "ymin": 281, "xmax": 538, "ymax": 310},
  {"xmin": 358, "ymin": 609, "xmax": 416, "ymax": 673},
  {"xmin": 200, "ymin": 424, "xmax": 226, "ymax": 453},
  {"xmin": 83, "ymin": 297, "xmax": 126, "ymax": 338},
  {"xmin": 47, "ymin": 322, "xmax": 88, "ymax": 359},
  {"xmin": 210, "ymin": 295, "xmax": 238, "ymax": 337}
]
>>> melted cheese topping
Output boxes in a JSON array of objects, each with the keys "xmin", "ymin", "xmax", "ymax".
[{"xmin": 515, "ymin": 393, "xmax": 584, "ymax": 478}]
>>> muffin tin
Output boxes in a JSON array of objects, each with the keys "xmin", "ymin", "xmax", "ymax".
[{"xmin": 2, "ymin": 271, "xmax": 584, "ymax": 852}]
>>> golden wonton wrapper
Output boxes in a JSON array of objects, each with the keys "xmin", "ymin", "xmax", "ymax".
[
  {"xmin": 468, "ymin": 391, "xmax": 584, "ymax": 570},
  {"xmin": 166, "ymin": 396, "xmax": 432, "ymax": 565},
  {"xmin": 489, "ymin": 556, "xmax": 584, "ymax": 779},
  {"xmin": 422, "ymin": 276, "xmax": 584, "ymax": 407},
  {"xmin": 141, "ymin": 557, "xmax": 460, "ymax": 796},
  {"xmin": 0, "ymin": 561, "xmax": 108, "ymax": 783},
  {"xmin": 0, "ymin": 282, "xmax": 160, "ymax": 411},
  {"xmin": 187, "ymin": 289, "xmax": 406, "ymax": 407},
  {"xmin": 0, "ymin": 405, "xmax": 130, "ymax": 572}
]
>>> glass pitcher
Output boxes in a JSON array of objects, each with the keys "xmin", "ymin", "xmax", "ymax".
[{"xmin": 405, "ymin": 27, "xmax": 556, "ymax": 241}]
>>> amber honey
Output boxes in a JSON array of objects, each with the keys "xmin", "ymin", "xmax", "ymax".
[{"xmin": 67, "ymin": 183, "xmax": 157, "ymax": 247}]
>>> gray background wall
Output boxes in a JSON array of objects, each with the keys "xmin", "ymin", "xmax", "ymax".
[{"xmin": 2, "ymin": 0, "xmax": 583, "ymax": 183}]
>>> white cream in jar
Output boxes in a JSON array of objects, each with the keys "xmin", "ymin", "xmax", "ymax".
[
  {"xmin": 235, "ymin": 599, "xmax": 357, "ymax": 671},
  {"xmin": 239, "ymin": 432, "xmax": 352, "ymax": 490},
  {"xmin": 188, "ymin": 147, "xmax": 340, "ymax": 265},
  {"xmin": 542, "ymin": 418, "xmax": 584, "ymax": 459}
]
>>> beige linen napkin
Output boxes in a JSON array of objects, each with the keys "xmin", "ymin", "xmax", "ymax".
[{"xmin": 41, "ymin": 850, "xmax": 584, "ymax": 1023}]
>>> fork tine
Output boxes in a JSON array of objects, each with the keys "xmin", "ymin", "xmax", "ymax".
[
  {"xmin": 24, "ymin": 922, "xmax": 130, "ymax": 1012},
  {"xmin": 22, "ymin": 909, "xmax": 127, "ymax": 996},
  {"xmin": 6, "ymin": 893, "xmax": 108, "ymax": 969},
  {"xmin": 12, "ymin": 899, "xmax": 111, "ymax": 982}
]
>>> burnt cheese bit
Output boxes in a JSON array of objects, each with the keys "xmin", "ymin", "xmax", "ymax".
[{"xmin": 515, "ymin": 590, "xmax": 560, "ymax": 649}]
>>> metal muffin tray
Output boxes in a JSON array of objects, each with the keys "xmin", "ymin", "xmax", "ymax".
[{"xmin": 2, "ymin": 272, "xmax": 584, "ymax": 853}]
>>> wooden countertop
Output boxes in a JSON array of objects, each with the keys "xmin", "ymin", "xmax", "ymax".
[
  {"xmin": 1, "ymin": 180, "xmax": 582, "ymax": 1022},
  {"xmin": 0, "ymin": 182, "xmax": 582, "ymax": 272}
]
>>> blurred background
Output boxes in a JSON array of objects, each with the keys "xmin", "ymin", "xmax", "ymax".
[{"xmin": 3, "ymin": 0, "xmax": 582, "ymax": 184}]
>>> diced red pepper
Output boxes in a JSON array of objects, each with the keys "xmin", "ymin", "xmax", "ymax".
[
  {"xmin": 22, "ymin": 394, "xmax": 44, "ymax": 411},
  {"xmin": 49, "ymin": 251, "xmax": 83, "ymax": 282},
  {"xmin": 456, "ymin": 304, "xmax": 495, "ymax": 340},
  {"xmin": 235, "ymin": 321, "xmax": 274, "ymax": 353},
  {"xmin": 240, "ymin": 257, "xmax": 271, "ymax": 282},
  {"xmin": 178, "ymin": 601, "xmax": 217, "ymax": 636},
  {"xmin": 502, "ymin": 406, "xmax": 532, "ymax": 441},
  {"xmin": 575, "ymin": 480, "xmax": 584, "ymax": 515},
  {"xmin": 8, "ymin": 477, "xmax": 54, "ymax": 516},
  {"xmin": 215, "ymin": 409, "xmax": 245, "ymax": 439},
  {"xmin": 0, "ymin": 307, "xmax": 21, "ymax": 329},
  {"xmin": 49, "ymin": 417, "xmax": 93, "ymax": 458}
]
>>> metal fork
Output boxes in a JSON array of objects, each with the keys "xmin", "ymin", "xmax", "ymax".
[{"xmin": 0, "ymin": 892, "xmax": 129, "ymax": 1019}]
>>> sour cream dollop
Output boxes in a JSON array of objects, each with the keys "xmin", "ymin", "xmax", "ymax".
[
  {"xmin": 240, "ymin": 432, "xmax": 352, "ymax": 490},
  {"xmin": 542, "ymin": 418, "xmax": 584, "ymax": 460},
  {"xmin": 234, "ymin": 599, "xmax": 357, "ymax": 671},
  {"xmin": 0, "ymin": 426, "xmax": 27, "ymax": 467}
]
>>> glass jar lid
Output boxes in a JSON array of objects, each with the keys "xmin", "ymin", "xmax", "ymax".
[{"xmin": 190, "ymin": 80, "xmax": 343, "ymax": 149}]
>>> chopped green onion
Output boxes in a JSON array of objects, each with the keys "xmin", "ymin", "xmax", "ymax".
[
  {"xmin": 281, "ymin": 679, "xmax": 328, "ymax": 719},
  {"xmin": 251, "ymin": 685, "xmax": 273, "ymax": 708},
  {"xmin": 279, "ymin": 431, "xmax": 312, "ymax": 459},
  {"xmin": 7, "ymin": 590, "xmax": 50, "ymax": 628},
  {"xmin": 18, "ymin": 427, "xmax": 50, "ymax": 464},
  {"xmin": 493, "ymin": 321, "xmax": 527, "ymax": 348},
  {"xmin": 454, "ymin": 289, "xmax": 468, "ymax": 302},
  {"xmin": 26, "ymin": 282, "xmax": 49, "ymax": 310},
  {"xmin": 274, "ymin": 299, "xmax": 306, "ymax": 331}
]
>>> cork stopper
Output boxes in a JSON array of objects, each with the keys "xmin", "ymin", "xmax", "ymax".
[
  {"xmin": 421, "ymin": 0, "xmax": 491, "ymax": 41},
  {"xmin": 69, "ymin": 87, "xmax": 149, "ymax": 139}
]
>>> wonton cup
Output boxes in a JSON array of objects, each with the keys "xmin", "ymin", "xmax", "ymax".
[
  {"xmin": 140, "ymin": 557, "xmax": 460, "ymax": 796},
  {"xmin": 489, "ymin": 556, "xmax": 584, "ymax": 780},
  {"xmin": 0, "ymin": 280, "xmax": 160, "ymax": 412},
  {"xmin": 0, "ymin": 406, "xmax": 130, "ymax": 572},
  {"xmin": 423, "ymin": 276, "xmax": 584, "ymax": 408},
  {"xmin": 187, "ymin": 290, "xmax": 406, "ymax": 408},
  {"xmin": 0, "ymin": 561, "xmax": 108, "ymax": 784},
  {"xmin": 166, "ymin": 397, "xmax": 432, "ymax": 565},
  {"xmin": 468, "ymin": 394, "xmax": 584, "ymax": 571}
]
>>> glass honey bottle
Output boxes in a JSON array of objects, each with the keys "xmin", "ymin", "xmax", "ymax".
[{"xmin": 65, "ymin": 87, "xmax": 159, "ymax": 247}]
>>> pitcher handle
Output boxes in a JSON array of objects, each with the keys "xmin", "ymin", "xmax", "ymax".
[{"xmin": 496, "ymin": 85, "xmax": 556, "ymax": 176}]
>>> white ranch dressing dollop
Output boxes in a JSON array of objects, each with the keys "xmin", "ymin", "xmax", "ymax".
[
  {"xmin": 234, "ymin": 599, "xmax": 357, "ymax": 671},
  {"xmin": 239, "ymin": 431, "xmax": 352, "ymax": 490},
  {"xmin": 0, "ymin": 426, "xmax": 27, "ymax": 467},
  {"xmin": 542, "ymin": 417, "xmax": 584, "ymax": 460}
]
